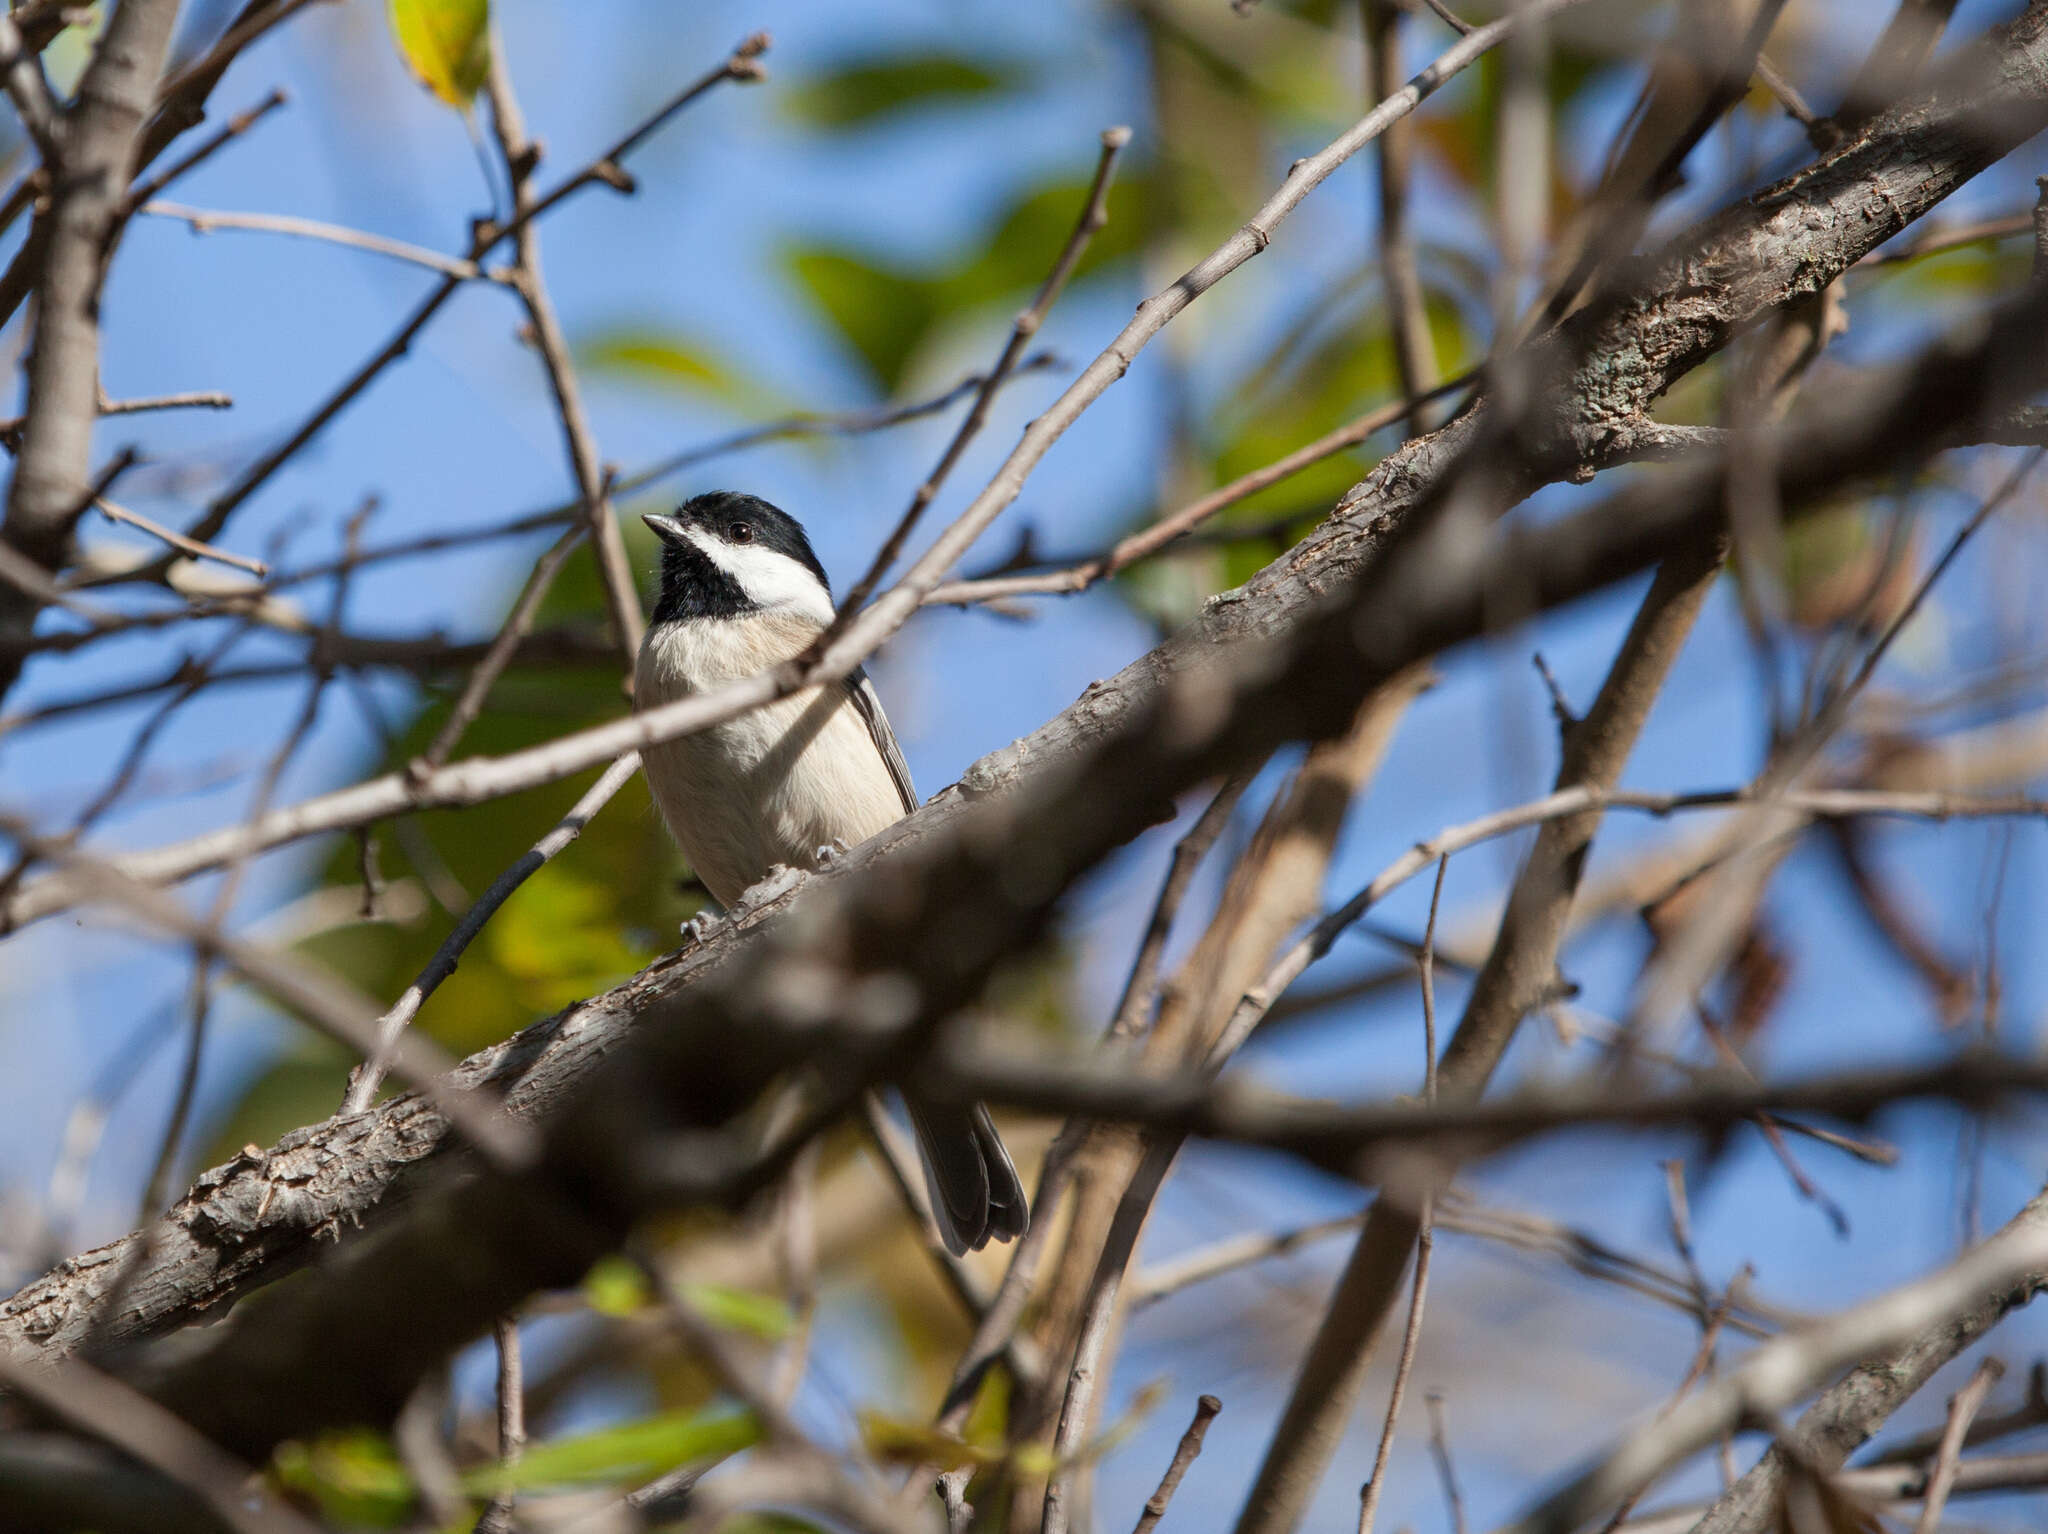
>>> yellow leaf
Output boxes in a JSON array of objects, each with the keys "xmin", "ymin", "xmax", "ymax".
[
  {"xmin": 582, "ymin": 1255, "xmax": 652, "ymax": 1318},
  {"xmin": 388, "ymin": 0, "xmax": 491, "ymax": 108}
]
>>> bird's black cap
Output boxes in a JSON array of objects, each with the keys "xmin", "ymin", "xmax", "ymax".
[{"xmin": 643, "ymin": 491, "xmax": 830, "ymax": 623}]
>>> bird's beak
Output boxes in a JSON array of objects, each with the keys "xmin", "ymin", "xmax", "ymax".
[{"xmin": 642, "ymin": 512, "xmax": 690, "ymax": 547}]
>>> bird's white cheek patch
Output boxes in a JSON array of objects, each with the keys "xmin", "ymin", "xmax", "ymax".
[{"xmin": 684, "ymin": 527, "xmax": 835, "ymax": 624}]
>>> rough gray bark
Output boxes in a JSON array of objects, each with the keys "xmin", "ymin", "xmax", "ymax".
[
  {"xmin": 1229, "ymin": 13, "xmax": 2048, "ymax": 1529},
  {"xmin": 1233, "ymin": 535, "xmax": 1728, "ymax": 1534},
  {"xmin": 7, "ymin": 2, "xmax": 2045, "ymax": 932},
  {"xmin": 1686, "ymin": 1264, "xmax": 2044, "ymax": 1534},
  {"xmin": 0, "ymin": 0, "xmax": 183, "ymax": 697},
  {"xmin": 1, "ymin": 238, "xmax": 2039, "ymax": 1462},
  {"xmin": 6, "ymin": 0, "xmax": 2047, "ymax": 1382},
  {"xmin": 0, "ymin": 19, "xmax": 2040, "ymax": 1518}
]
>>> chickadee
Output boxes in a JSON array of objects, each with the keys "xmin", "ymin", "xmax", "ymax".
[{"xmin": 636, "ymin": 490, "xmax": 1029, "ymax": 1256}]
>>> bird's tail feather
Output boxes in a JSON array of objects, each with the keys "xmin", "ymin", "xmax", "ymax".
[{"xmin": 905, "ymin": 1095, "xmax": 1030, "ymax": 1257}]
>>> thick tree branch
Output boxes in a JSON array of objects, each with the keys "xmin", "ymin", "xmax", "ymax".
[
  {"xmin": 0, "ymin": 20, "xmax": 2044, "ymax": 1510},
  {"xmin": 0, "ymin": 242, "xmax": 2034, "ymax": 1468},
  {"xmin": 1233, "ymin": 533, "xmax": 1727, "ymax": 1534},
  {"xmin": 0, "ymin": 0, "xmax": 184, "ymax": 694},
  {"xmin": 1500, "ymin": 1183, "xmax": 2048, "ymax": 1534},
  {"xmin": 0, "ymin": 0, "xmax": 1596, "ymax": 935}
]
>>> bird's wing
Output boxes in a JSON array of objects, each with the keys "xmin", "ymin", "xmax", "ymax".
[{"xmin": 844, "ymin": 665, "xmax": 918, "ymax": 815}]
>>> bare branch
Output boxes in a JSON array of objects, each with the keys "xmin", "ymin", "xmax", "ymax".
[
  {"xmin": 0, "ymin": 1350, "xmax": 321, "ymax": 1534},
  {"xmin": 0, "ymin": 815, "xmax": 533, "ymax": 1169},
  {"xmin": 0, "ymin": 0, "xmax": 185, "ymax": 696},
  {"xmin": 0, "ymin": 12, "xmax": 57, "ymax": 160},
  {"xmin": 1500, "ymin": 1186, "xmax": 2048, "ymax": 1534},
  {"xmin": 1133, "ymin": 1394, "xmax": 1221, "ymax": 1534},
  {"xmin": 337, "ymin": 751, "xmax": 641, "ymax": 1115},
  {"xmin": 1912, "ymin": 1354, "xmax": 2005, "ymax": 1534},
  {"xmin": 91, "ymin": 497, "xmax": 267, "ymax": 577},
  {"xmin": 484, "ymin": 40, "xmax": 643, "ymax": 661},
  {"xmin": 1618, "ymin": 1448, "xmax": 2048, "ymax": 1534},
  {"xmin": 139, "ymin": 199, "xmax": 485, "ymax": 279},
  {"xmin": 834, "ymin": 123, "xmax": 1132, "ymax": 622},
  {"xmin": 119, "ymin": 87, "xmax": 289, "ymax": 211},
  {"xmin": 0, "ymin": 0, "xmax": 1592, "ymax": 929}
]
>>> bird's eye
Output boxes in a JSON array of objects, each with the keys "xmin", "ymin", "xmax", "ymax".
[{"xmin": 728, "ymin": 522, "xmax": 754, "ymax": 545}]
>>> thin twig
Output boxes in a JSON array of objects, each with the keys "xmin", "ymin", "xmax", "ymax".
[
  {"xmin": 1109, "ymin": 775, "xmax": 1252, "ymax": 1039},
  {"xmin": 338, "ymin": 751, "xmax": 640, "ymax": 1115},
  {"xmin": 1617, "ymin": 1449, "xmax": 2048, "ymax": 1534},
  {"xmin": 415, "ymin": 522, "xmax": 587, "ymax": 772},
  {"xmin": 1912, "ymin": 1355, "xmax": 2006, "ymax": 1534},
  {"xmin": 0, "ymin": 1350, "xmax": 322, "ymax": 1534},
  {"xmin": 923, "ymin": 374, "xmax": 1469, "ymax": 607},
  {"xmin": 190, "ymin": 353, "xmax": 1062, "ymax": 605},
  {"xmin": 1366, "ymin": 0, "xmax": 1447, "ymax": 439},
  {"xmin": 1358, "ymin": 855, "xmax": 1447, "ymax": 1534},
  {"xmin": 98, "ymin": 390, "xmax": 235, "ymax": 418},
  {"xmin": 1133, "ymin": 1395, "xmax": 1221, "ymax": 1534},
  {"xmin": 1857, "ymin": 211, "xmax": 2037, "ymax": 267},
  {"xmin": 1216, "ymin": 780, "xmax": 2048, "ymax": 1058},
  {"xmin": 120, "ymin": 87, "xmax": 289, "ymax": 211},
  {"xmin": 1870, "ymin": 1359, "xmax": 2048, "ymax": 1464},
  {"xmin": 93, "ymin": 496, "xmax": 267, "ymax": 575},
  {"xmin": 834, "ymin": 123, "xmax": 1131, "ymax": 625},
  {"xmin": 140, "ymin": 199, "xmax": 485, "ymax": 279},
  {"xmin": 1753, "ymin": 54, "xmax": 1823, "ymax": 138},
  {"xmin": 1416, "ymin": 0, "xmax": 1475, "ymax": 35},
  {"xmin": 1133, "ymin": 1211, "xmax": 1367, "ymax": 1307},
  {"xmin": 474, "ymin": 1317, "xmax": 526, "ymax": 1534},
  {"xmin": 1425, "ymin": 1393, "xmax": 1468, "ymax": 1534},
  {"xmin": 1594, "ymin": 1297, "xmax": 1734, "ymax": 1534},
  {"xmin": 485, "ymin": 39, "xmax": 643, "ymax": 661}
]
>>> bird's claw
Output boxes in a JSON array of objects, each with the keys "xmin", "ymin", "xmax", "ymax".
[
  {"xmin": 733, "ymin": 863, "xmax": 804, "ymax": 917},
  {"xmin": 680, "ymin": 910, "xmax": 723, "ymax": 946}
]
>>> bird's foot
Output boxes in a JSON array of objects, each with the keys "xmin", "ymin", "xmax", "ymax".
[
  {"xmin": 811, "ymin": 838, "xmax": 853, "ymax": 867},
  {"xmin": 680, "ymin": 909, "xmax": 724, "ymax": 946},
  {"xmin": 732, "ymin": 863, "xmax": 805, "ymax": 917}
]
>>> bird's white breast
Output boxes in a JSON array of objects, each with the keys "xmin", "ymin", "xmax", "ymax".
[{"xmin": 635, "ymin": 613, "xmax": 908, "ymax": 908}]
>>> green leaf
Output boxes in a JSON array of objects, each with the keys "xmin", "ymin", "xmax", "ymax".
[
  {"xmin": 862, "ymin": 1380, "xmax": 1161, "ymax": 1476},
  {"xmin": 464, "ymin": 1406, "xmax": 759, "ymax": 1494},
  {"xmin": 784, "ymin": 54, "xmax": 1027, "ymax": 127},
  {"xmin": 939, "ymin": 171, "xmax": 1149, "ymax": 304},
  {"xmin": 683, "ymin": 1281, "xmax": 794, "ymax": 1341},
  {"xmin": 273, "ymin": 1431, "xmax": 415, "ymax": 1527},
  {"xmin": 785, "ymin": 246, "xmax": 943, "ymax": 393},
  {"xmin": 582, "ymin": 1255, "xmax": 653, "ymax": 1318},
  {"xmin": 785, "ymin": 168, "xmax": 1147, "ymax": 395},
  {"xmin": 579, "ymin": 1258, "xmax": 790, "ymax": 1337},
  {"xmin": 387, "ymin": 0, "xmax": 491, "ymax": 108},
  {"xmin": 860, "ymin": 1411, "xmax": 991, "ymax": 1470},
  {"xmin": 578, "ymin": 328, "xmax": 787, "ymax": 417}
]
